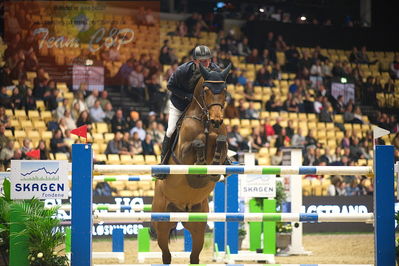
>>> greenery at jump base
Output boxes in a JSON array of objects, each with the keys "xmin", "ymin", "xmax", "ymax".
[{"xmin": 0, "ymin": 179, "xmax": 69, "ymax": 266}]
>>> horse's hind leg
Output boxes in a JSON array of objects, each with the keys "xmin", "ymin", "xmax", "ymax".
[
  {"xmin": 192, "ymin": 139, "xmax": 206, "ymax": 165},
  {"xmin": 155, "ymin": 221, "xmax": 177, "ymax": 264},
  {"xmin": 183, "ymin": 222, "xmax": 207, "ymax": 264}
]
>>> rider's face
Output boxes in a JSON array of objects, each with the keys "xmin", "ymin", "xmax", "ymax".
[{"xmin": 197, "ymin": 59, "xmax": 211, "ymax": 68}]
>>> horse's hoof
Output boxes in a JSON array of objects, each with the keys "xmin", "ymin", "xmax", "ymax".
[
  {"xmin": 192, "ymin": 139, "xmax": 205, "ymax": 149},
  {"xmin": 154, "ymin": 173, "xmax": 168, "ymax": 180}
]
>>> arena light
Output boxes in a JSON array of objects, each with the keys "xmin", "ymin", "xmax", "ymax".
[
  {"xmin": 300, "ymin": 16, "xmax": 307, "ymax": 21},
  {"xmin": 259, "ymin": 8, "xmax": 265, "ymax": 13},
  {"xmin": 341, "ymin": 77, "xmax": 347, "ymax": 83}
]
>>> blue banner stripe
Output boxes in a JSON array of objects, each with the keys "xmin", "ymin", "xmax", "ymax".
[
  {"xmin": 120, "ymin": 206, "xmax": 131, "ymax": 211},
  {"xmin": 226, "ymin": 214, "xmax": 244, "ymax": 221},
  {"xmin": 151, "ymin": 166, "xmax": 170, "ymax": 174},
  {"xmin": 299, "ymin": 167, "xmax": 317, "ymax": 175},
  {"xmin": 151, "ymin": 213, "xmax": 170, "ymax": 221},
  {"xmin": 128, "ymin": 177, "xmax": 141, "ymax": 181},
  {"xmin": 299, "ymin": 213, "xmax": 318, "ymax": 222},
  {"xmin": 226, "ymin": 167, "xmax": 244, "ymax": 174}
]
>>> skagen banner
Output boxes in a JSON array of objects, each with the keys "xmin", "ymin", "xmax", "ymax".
[{"xmin": 301, "ymin": 196, "xmax": 373, "ymax": 233}]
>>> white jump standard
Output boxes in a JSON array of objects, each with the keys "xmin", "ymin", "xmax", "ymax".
[{"xmin": 71, "ymin": 144, "xmax": 395, "ymax": 266}]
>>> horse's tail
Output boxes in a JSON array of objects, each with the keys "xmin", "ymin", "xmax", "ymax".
[{"xmin": 169, "ymin": 227, "xmax": 177, "ymax": 243}]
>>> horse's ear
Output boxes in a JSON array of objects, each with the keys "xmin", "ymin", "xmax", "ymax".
[
  {"xmin": 199, "ymin": 63, "xmax": 210, "ymax": 80},
  {"xmin": 221, "ymin": 64, "xmax": 232, "ymax": 80}
]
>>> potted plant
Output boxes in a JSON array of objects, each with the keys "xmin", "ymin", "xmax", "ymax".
[
  {"xmin": 276, "ymin": 222, "xmax": 292, "ymax": 251},
  {"xmin": 0, "ymin": 178, "xmax": 69, "ymax": 266}
]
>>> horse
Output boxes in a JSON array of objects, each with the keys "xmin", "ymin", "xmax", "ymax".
[{"xmin": 151, "ymin": 63, "xmax": 231, "ymax": 264}]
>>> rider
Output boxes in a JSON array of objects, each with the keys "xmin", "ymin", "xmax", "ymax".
[{"xmin": 160, "ymin": 45, "xmax": 221, "ymax": 162}]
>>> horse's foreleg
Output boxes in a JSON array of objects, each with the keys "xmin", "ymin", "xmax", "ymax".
[
  {"xmin": 209, "ymin": 135, "xmax": 227, "ymax": 181},
  {"xmin": 192, "ymin": 139, "xmax": 206, "ymax": 165}
]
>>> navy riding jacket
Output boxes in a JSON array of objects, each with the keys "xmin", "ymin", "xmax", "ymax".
[{"xmin": 167, "ymin": 61, "xmax": 221, "ymax": 111}]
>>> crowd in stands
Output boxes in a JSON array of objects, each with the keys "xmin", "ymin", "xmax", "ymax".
[{"xmin": 0, "ymin": 5, "xmax": 398, "ymax": 196}]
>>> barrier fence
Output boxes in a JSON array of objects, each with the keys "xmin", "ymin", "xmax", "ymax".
[{"xmin": 70, "ymin": 144, "xmax": 395, "ymax": 266}]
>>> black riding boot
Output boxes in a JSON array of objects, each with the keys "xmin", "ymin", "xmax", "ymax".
[{"xmin": 154, "ymin": 136, "xmax": 171, "ymax": 180}]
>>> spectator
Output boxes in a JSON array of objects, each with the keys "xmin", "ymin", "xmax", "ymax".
[
  {"xmin": 103, "ymin": 102, "xmax": 115, "ymax": 123},
  {"xmin": 0, "ymin": 140, "xmax": 15, "ymax": 169},
  {"xmin": 390, "ymin": 55, "xmax": 399, "ymax": 79},
  {"xmin": 55, "ymin": 99, "xmax": 69, "ymax": 120},
  {"xmin": 310, "ymin": 60, "xmax": 323, "ymax": 89},
  {"xmin": 105, "ymin": 131, "xmax": 124, "ymax": 155},
  {"xmin": 99, "ymin": 90, "xmax": 111, "ymax": 110},
  {"xmin": 0, "ymin": 86, "xmax": 11, "ymax": 108},
  {"xmin": 285, "ymin": 120, "xmax": 295, "ymax": 138},
  {"xmin": 275, "ymin": 128, "xmax": 290, "ymax": 149},
  {"xmin": 10, "ymin": 87, "xmax": 23, "ymax": 109},
  {"xmin": 71, "ymin": 102, "xmax": 81, "ymax": 121},
  {"xmin": 313, "ymin": 95, "xmax": 323, "ymax": 114},
  {"xmin": 265, "ymin": 94, "xmax": 282, "ymax": 112},
  {"xmin": 63, "ymin": 110, "xmax": 77, "ymax": 130},
  {"xmin": 131, "ymin": 131, "xmax": 143, "ymax": 155},
  {"xmin": 249, "ymin": 126, "xmax": 268, "ymax": 152},
  {"xmin": 349, "ymin": 47, "xmax": 361, "ymax": 63},
  {"xmin": 36, "ymin": 140, "xmax": 50, "ymax": 160},
  {"xmin": 291, "ymin": 127, "xmax": 306, "ymax": 147},
  {"xmin": 76, "ymin": 110, "xmax": 92, "ymax": 131},
  {"xmin": 146, "ymin": 121, "xmax": 163, "ymax": 145},
  {"xmin": 245, "ymin": 102, "xmax": 260, "ymax": 120},
  {"xmin": 85, "ymin": 89, "xmax": 99, "ymax": 109},
  {"xmin": 142, "ymin": 134, "xmax": 155, "ymax": 155},
  {"xmin": 328, "ymin": 176, "xmax": 347, "ymax": 196},
  {"xmin": 0, "ymin": 65, "xmax": 13, "ymax": 88},
  {"xmin": 237, "ymin": 37, "xmax": 251, "ymax": 57},
  {"xmin": 288, "ymin": 78, "xmax": 300, "ymax": 94},
  {"xmin": 159, "ymin": 45, "xmax": 172, "ymax": 65},
  {"xmin": 357, "ymin": 46, "xmax": 377, "ymax": 65},
  {"xmin": 10, "ymin": 60, "xmax": 27, "ymax": 81},
  {"xmin": 246, "ymin": 49, "xmax": 261, "ymax": 64},
  {"xmin": 72, "ymin": 91, "xmax": 88, "ymax": 114},
  {"xmin": 285, "ymin": 45, "xmax": 300, "ymax": 72},
  {"xmin": 349, "ymin": 137, "xmax": 363, "ymax": 161},
  {"xmin": 20, "ymin": 138, "xmax": 32, "ymax": 158},
  {"xmin": 305, "ymin": 129, "xmax": 318, "ymax": 148},
  {"xmin": 319, "ymin": 102, "xmax": 334, "ymax": 122},
  {"xmin": 263, "ymin": 118, "xmax": 275, "ymax": 139},
  {"xmin": 303, "ymin": 146, "xmax": 317, "ymax": 165},
  {"xmin": 89, "ymin": 100, "xmax": 106, "ymax": 122},
  {"xmin": 128, "ymin": 65, "xmax": 146, "ymax": 102},
  {"xmin": 44, "ymin": 89, "xmax": 60, "ymax": 111},
  {"xmin": 0, "ymin": 125, "xmax": 10, "ymax": 150},
  {"xmin": 130, "ymin": 120, "xmax": 146, "ymax": 140},
  {"xmin": 50, "ymin": 129, "xmax": 69, "ymax": 154},
  {"xmin": 255, "ymin": 65, "xmax": 271, "ymax": 86},
  {"xmin": 227, "ymin": 125, "xmax": 249, "ymax": 152},
  {"xmin": 275, "ymin": 35, "xmax": 288, "ymax": 52},
  {"xmin": 272, "ymin": 117, "xmax": 283, "ymax": 135}
]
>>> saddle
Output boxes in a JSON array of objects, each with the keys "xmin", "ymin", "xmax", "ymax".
[{"xmin": 160, "ymin": 107, "xmax": 190, "ymax": 165}]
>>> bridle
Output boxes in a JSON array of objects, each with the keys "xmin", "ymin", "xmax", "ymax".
[{"xmin": 192, "ymin": 80, "xmax": 226, "ymax": 124}]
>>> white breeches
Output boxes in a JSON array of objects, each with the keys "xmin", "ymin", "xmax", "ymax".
[{"xmin": 166, "ymin": 100, "xmax": 183, "ymax": 138}]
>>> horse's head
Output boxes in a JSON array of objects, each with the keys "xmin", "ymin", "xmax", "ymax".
[{"xmin": 199, "ymin": 63, "xmax": 231, "ymax": 128}]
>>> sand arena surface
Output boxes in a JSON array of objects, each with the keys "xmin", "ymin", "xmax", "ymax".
[{"xmin": 91, "ymin": 233, "xmax": 374, "ymax": 264}]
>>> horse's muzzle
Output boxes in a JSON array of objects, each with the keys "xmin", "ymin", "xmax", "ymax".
[{"xmin": 211, "ymin": 119, "xmax": 222, "ymax": 128}]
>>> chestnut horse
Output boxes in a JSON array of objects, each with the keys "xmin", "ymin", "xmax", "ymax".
[{"xmin": 152, "ymin": 64, "xmax": 231, "ymax": 264}]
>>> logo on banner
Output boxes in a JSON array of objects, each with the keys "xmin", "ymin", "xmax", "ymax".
[
  {"xmin": 11, "ymin": 160, "xmax": 69, "ymax": 199},
  {"xmin": 241, "ymin": 175, "xmax": 276, "ymax": 198}
]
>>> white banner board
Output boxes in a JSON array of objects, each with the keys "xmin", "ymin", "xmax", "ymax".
[
  {"xmin": 240, "ymin": 174, "xmax": 276, "ymax": 198},
  {"xmin": 11, "ymin": 160, "xmax": 69, "ymax": 199}
]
